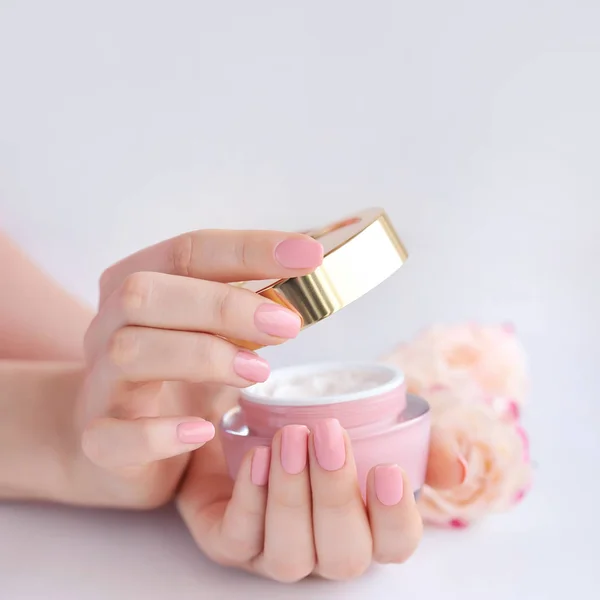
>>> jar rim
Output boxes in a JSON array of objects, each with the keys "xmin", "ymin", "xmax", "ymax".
[{"xmin": 240, "ymin": 361, "xmax": 405, "ymax": 407}]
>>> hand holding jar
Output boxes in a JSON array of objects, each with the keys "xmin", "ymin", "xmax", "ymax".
[
  {"xmin": 177, "ymin": 368, "xmax": 465, "ymax": 581},
  {"xmin": 1, "ymin": 212, "xmax": 467, "ymax": 582},
  {"xmin": 76, "ymin": 216, "xmax": 466, "ymax": 580}
]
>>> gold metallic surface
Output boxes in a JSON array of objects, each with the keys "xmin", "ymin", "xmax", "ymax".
[{"xmin": 235, "ymin": 207, "xmax": 408, "ymax": 350}]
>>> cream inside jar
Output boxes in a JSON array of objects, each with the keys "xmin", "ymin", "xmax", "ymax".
[{"xmin": 220, "ymin": 362, "xmax": 431, "ymax": 497}]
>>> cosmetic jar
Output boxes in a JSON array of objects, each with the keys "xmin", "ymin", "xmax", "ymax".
[{"xmin": 220, "ymin": 362, "xmax": 431, "ymax": 496}]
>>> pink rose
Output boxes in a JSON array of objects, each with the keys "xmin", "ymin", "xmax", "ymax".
[
  {"xmin": 417, "ymin": 389, "xmax": 532, "ymax": 527},
  {"xmin": 383, "ymin": 324, "xmax": 528, "ymax": 418}
]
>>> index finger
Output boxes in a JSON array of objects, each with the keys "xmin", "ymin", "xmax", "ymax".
[{"xmin": 99, "ymin": 230, "xmax": 323, "ymax": 304}]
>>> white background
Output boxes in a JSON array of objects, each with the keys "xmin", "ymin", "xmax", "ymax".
[{"xmin": 1, "ymin": 1, "xmax": 599, "ymax": 598}]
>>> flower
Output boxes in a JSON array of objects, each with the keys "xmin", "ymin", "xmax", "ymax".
[
  {"xmin": 383, "ymin": 323, "xmax": 529, "ymax": 417},
  {"xmin": 417, "ymin": 389, "xmax": 532, "ymax": 526}
]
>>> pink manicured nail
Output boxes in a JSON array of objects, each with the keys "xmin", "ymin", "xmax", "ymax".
[
  {"xmin": 274, "ymin": 238, "xmax": 324, "ymax": 269},
  {"xmin": 251, "ymin": 446, "xmax": 271, "ymax": 486},
  {"xmin": 254, "ymin": 304, "xmax": 302, "ymax": 339},
  {"xmin": 233, "ymin": 351, "xmax": 270, "ymax": 382},
  {"xmin": 176, "ymin": 420, "xmax": 215, "ymax": 444},
  {"xmin": 374, "ymin": 465, "xmax": 404, "ymax": 506},
  {"xmin": 280, "ymin": 425, "xmax": 309, "ymax": 475},
  {"xmin": 313, "ymin": 419, "xmax": 346, "ymax": 471}
]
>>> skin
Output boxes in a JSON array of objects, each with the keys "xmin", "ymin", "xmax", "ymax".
[{"xmin": 0, "ymin": 230, "xmax": 465, "ymax": 582}]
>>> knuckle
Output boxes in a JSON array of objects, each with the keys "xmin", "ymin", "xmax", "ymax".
[
  {"xmin": 314, "ymin": 482, "xmax": 357, "ymax": 515},
  {"xmin": 234, "ymin": 237, "xmax": 251, "ymax": 270},
  {"xmin": 118, "ymin": 273, "xmax": 154, "ymax": 319},
  {"xmin": 171, "ymin": 233, "xmax": 195, "ymax": 276},
  {"xmin": 191, "ymin": 335, "xmax": 222, "ymax": 380},
  {"xmin": 319, "ymin": 552, "xmax": 372, "ymax": 581},
  {"xmin": 106, "ymin": 326, "xmax": 140, "ymax": 368},
  {"xmin": 263, "ymin": 557, "xmax": 314, "ymax": 583},
  {"xmin": 213, "ymin": 285, "xmax": 234, "ymax": 326},
  {"xmin": 269, "ymin": 484, "xmax": 309, "ymax": 511},
  {"xmin": 192, "ymin": 336, "xmax": 237, "ymax": 384}
]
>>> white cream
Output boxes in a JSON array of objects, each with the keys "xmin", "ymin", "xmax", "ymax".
[{"xmin": 243, "ymin": 362, "xmax": 404, "ymax": 406}]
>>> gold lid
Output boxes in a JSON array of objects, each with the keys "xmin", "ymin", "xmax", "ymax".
[{"xmin": 235, "ymin": 207, "xmax": 408, "ymax": 349}]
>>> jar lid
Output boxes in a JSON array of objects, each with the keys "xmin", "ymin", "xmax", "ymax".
[{"xmin": 238, "ymin": 207, "xmax": 408, "ymax": 342}]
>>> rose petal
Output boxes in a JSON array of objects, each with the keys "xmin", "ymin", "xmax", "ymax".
[
  {"xmin": 515, "ymin": 426, "xmax": 530, "ymax": 463},
  {"xmin": 449, "ymin": 519, "xmax": 469, "ymax": 528}
]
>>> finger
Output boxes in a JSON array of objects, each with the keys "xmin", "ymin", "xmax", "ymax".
[
  {"xmin": 367, "ymin": 466, "xmax": 423, "ymax": 564},
  {"xmin": 309, "ymin": 419, "xmax": 372, "ymax": 581},
  {"xmin": 215, "ymin": 447, "xmax": 271, "ymax": 564},
  {"xmin": 81, "ymin": 416, "xmax": 215, "ymax": 469},
  {"xmin": 99, "ymin": 230, "xmax": 324, "ymax": 304},
  {"xmin": 96, "ymin": 326, "xmax": 270, "ymax": 387},
  {"xmin": 85, "ymin": 272, "xmax": 301, "ymax": 360},
  {"xmin": 253, "ymin": 425, "xmax": 315, "ymax": 583},
  {"xmin": 175, "ymin": 439, "xmax": 238, "ymax": 565},
  {"xmin": 425, "ymin": 425, "xmax": 468, "ymax": 490},
  {"xmin": 186, "ymin": 446, "xmax": 270, "ymax": 567}
]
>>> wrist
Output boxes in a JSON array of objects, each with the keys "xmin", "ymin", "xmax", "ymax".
[{"xmin": 0, "ymin": 360, "xmax": 85, "ymax": 503}]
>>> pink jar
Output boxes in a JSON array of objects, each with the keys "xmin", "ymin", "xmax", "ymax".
[{"xmin": 220, "ymin": 362, "xmax": 431, "ymax": 497}]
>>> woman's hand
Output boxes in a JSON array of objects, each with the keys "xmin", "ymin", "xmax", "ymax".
[
  {"xmin": 177, "ymin": 414, "xmax": 466, "ymax": 582},
  {"xmin": 70, "ymin": 229, "xmax": 324, "ymax": 508}
]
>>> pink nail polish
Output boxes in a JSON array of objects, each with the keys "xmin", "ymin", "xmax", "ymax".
[
  {"xmin": 313, "ymin": 418, "xmax": 346, "ymax": 471},
  {"xmin": 274, "ymin": 238, "xmax": 324, "ymax": 269},
  {"xmin": 254, "ymin": 304, "xmax": 302, "ymax": 339},
  {"xmin": 374, "ymin": 465, "xmax": 404, "ymax": 506},
  {"xmin": 251, "ymin": 446, "xmax": 271, "ymax": 486},
  {"xmin": 176, "ymin": 420, "xmax": 215, "ymax": 444},
  {"xmin": 233, "ymin": 351, "xmax": 270, "ymax": 383},
  {"xmin": 280, "ymin": 425, "xmax": 309, "ymax": 475}
]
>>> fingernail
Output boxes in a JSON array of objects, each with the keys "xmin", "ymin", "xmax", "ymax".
[
  {"xmin": 374, "ymin": 465, "xmax": 404, "ymax": 506},
  {"xmin": 313, "ymin": 418, "xmax": 346, "ymax": 471},
  {"xmin": 251, "ymin": 446, "xmax": 271, "ymax": 486},
  {"xmin": 254, "ymin": 304, "xmax": 302, "ymax": 339},
  {"xmin": 274, "ymin": 238, "xmax": 324, "ymax": 269},
  {"xmin": 233, "ymin": 351, "xmax": 270, "ymax": 382},
  {"xmin": 176, "ymin": 420, "xmax": 215, "ymax": 444},
  {"xmin": 280, "ymin": 425, "xmax": 309, "ymax": 475},
  {"xmin": 458, "ymin": 453, "xmax": 468, "ymax": 484}
]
